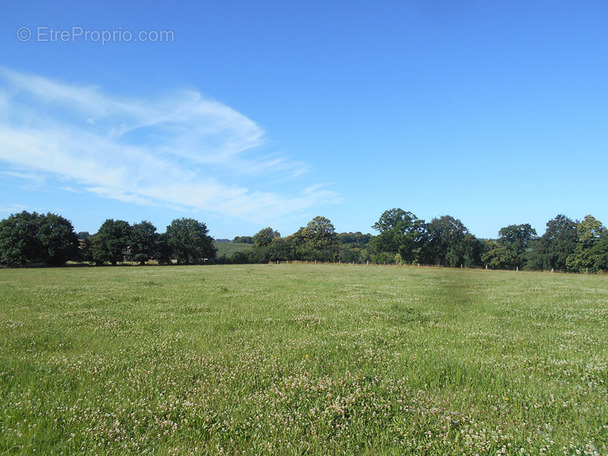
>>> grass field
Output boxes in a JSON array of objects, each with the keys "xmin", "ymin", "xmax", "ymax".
[{"xmin": 1, "ymin": 264, "xmax": 607, "ymax": 455}]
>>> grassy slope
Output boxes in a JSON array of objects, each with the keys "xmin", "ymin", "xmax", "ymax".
[
  {"xmin": 0, "ymin": 264, "xmax": 607, "ymax": 455},
  {"xmin": 213, "ymin": 241, "xmax": 252, "ymax": 259}
]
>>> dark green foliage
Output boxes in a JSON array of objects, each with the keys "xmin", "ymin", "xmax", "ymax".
[
  {"xmin": 339, "ymin": 245, "xmax": 365, "ymax": 263},
  {"xmin": 231, "ymin": 251, "xmax": 249, "ymax": 264},
  {"xmin": 337, "ymin": 232, "xmax": 371, "ymax": 247},
  {"xmin": 300, "ymin": 216, "xmax": 339, "ymax": 262},
  {"xmin": 77, "ymin": 231, "xmax": 91, "ymax": 240},
  {"xmin": 286, "ymin": 228, "xmax": 306, "ymax": 261},
  {"xmin": 336, "ymin": 232, "xmax": 371, "ymax": 264},
  {"xmin": 528, "ymin": 215, "xmax": 577, "ymax": 271},
  {"xmin": 0, "ymin": 211, "xmax": 78, "ymax": 266},
  {"xmin": 371, "ymin": 252, "xmax": 395, "ymax": 264},
  {"xmin": 37, "ymin": 213, "xmax": 80, "ymax": 266},
  {"xmin": 241, "ymin": 217, "xmax": 340, "ymax": 263},
  {"xmin": 498, "ymin": 224, "xmax": 537, "ymax": 251},
  {"xmin": 253, "ymin": 227, "xmax": 280, "ymax": 247},
  {"xmin": 461, "ymin": 234, "xmax": 483, "ymax": 268},
  {"xmin": 233, "ymin": 228, "xmax": 281, "ymax": 264},
  {"xmin": 130, "ymin": 221, "xmax": 159, "ymax": 265},
  {"xmin": 268, "ymin": 237, "xmax": 293, "ymax": 261},
  {"xmin": 155, "ymin": 233, "xmax": 172, "ymax": 265},
  {"xmin": 90, "ymin": 219, "xmax": 132, "ymax": 265},
  {"xmin": 2, "ymin": 207, "xmax": 607, "ymax": 272},
  {"xmin": 166, "ymin": 218, "xmax": 216, "ymax": 264},
  {"xmin": 371, "ymin": 208, "xmax": 425, "ymax": 264},
  {"xmin": 78, "ymin": 237, "xmax": 93, "ymax": 263},
  {"xmin": 482, "ymin": 224, "xmax": 537, "ymax": 270},
  {"xmin": 421, "ymin": 216, "xmax": 481, "ymax": 267},
  {"xmin": 232, "ymin": 236, "xmax": 253, "ymax": 244},
  {"xmin": 0, "ymin": 211, "xmax": 44, "ymax": 266},
  {"xmin": 248, "ymin": 245, "xmax": 270, "ymax": 263},
  {"xmin": 482, "ymin": 241, "xmax": 519, "ymax": 270},
  {"xmin": 589, "ymin": 233, "xmax": 608, "ymax": 271},
  {"xmin": 566, "ymin": 215, "xmax": 607, "ymax": 272}
]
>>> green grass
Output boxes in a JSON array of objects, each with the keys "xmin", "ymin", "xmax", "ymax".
[{"xmin": 1, "ymin": 264, "xmax": 607, "ymax": 455}]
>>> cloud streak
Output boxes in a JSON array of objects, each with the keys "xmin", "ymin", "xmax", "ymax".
[{"xmin": 0, "ymin": 69, "xmax": 338, "ymax": 222}]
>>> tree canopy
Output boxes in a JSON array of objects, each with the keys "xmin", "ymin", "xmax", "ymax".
[
  {"xmin": 566, "ymin": 215, "xmax": 607, "ymax": 272},
  {"xmin": 528, "ymin": 215, "xmax": 577, "ymax": 271},
  {"xmin": 90, "ymin": 219, "xmax": 132, "ymax": 265},
  {"xmin": 371, "ymin": 208, "xmax": 425, "ymax": 264},
  {"xmin": 130, "ymin": 221, "xmax": 159, "ymax": 265},
  {"xmin": 166, "ymin": 218, "xmax": 216, "ymax": 264},
  {"xmin": 422, "ymin": 215, "xmax": 480, "ymax": 267},
  {"xmin": 481, "ymin": 224, "xmax": 537, "ymax": 270},
  {"xmin": 0, "ymin": 211, "xmax": 79, "ymax": 266},
  {"xmin": 300, "ymin": 216, "xmax": 339, "ymax": 262},
  {"xmin": 253, "ymin": 227, "xmax": 280, "ymax": 247}
]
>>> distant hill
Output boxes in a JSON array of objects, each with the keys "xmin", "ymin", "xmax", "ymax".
[{"xmin": 213, "ymin": 240, "xmax": 253, "ymax": 259}]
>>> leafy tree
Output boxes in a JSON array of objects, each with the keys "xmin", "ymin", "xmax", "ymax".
[
  {"xmin": 253, "ymin": 227, "xmax": 280, "ymax": 247},
  {"xmin": 166, "ymin": 218, "xmax": 216, "ymax": 264},
  {"xmin": 528, "ymin": 215, "xmax": 577, "ymax": 271},
  {"xmin": 231, "ymin": 251, "xmax": 249, "ymax": 264},
  {"xmin": 371, "ymin": 252, "xmax": 395, "ymax": 264},
  {"xmin": 1, "ymin": 213, "xmax": 38, "ymax": 264},
  {"xmin": 460, "ymin": 233, "xmax": 483, "ymax": 268},
  {"xmin": 337, "ymin": 232, "xmax": 372, "ymax": 247},
  {"xmin": 371, "ymin": 208, "xmax": 426, "ymax": 264},
  {"xmin": 337, "ymin": 232, "xmax": 371, "ymax": 263},
  {"xmin": 300, "ymin": 216, "xmax": 339, "ymax": 262},
  {"xmin": 589, "ymin": 231, "xmax": 608, "ymax": 271},
  {"xmin": 566, "ymin": 215, "xmax": 606, "ymax": 272},
  {"xmin": 232, "ymin": 236, "xmax": 253, "ymax": 244},
  {"xmin": 247, "ymin": 228, "xmax": 281, "ymax": 263},
  {"xmin": 482, "ymin": 243, "xmax": 519, "ymax": 270},
  {"xmin": 37, "ymin": 213, "xmax": 79, "ymax": 266},
  {"xmin": 285, "ymin": 229, "xmax": 305, "ymax": 261},
  {"xmin": 78, "ymin": 237, "xmax": 93, "ymax": 263},
  {"xmin": 0, "ymin": 211, "xmax": 78, "ymax": 266},
  {"xmin": 268, "ymin": 237, "xmax": 293, "ymax": 262},
  {"xmin": 421, "ymin": 215, "xmax": 480, "ymax": 267},
  {"xmin": 248, "ymin": 245, "xmax": 270, "ymax": 263},
  {"xmin": 339, "ymin": 244, "xmax": 365, "ymax": 263},
  {"xmin": 155, "ymin": 233, "xmax": 172, "ymax": 265},
  {"xmin": 130, "ymin": 221, "xmax": 159, "ymax": 265},
  {"xmin": 90, "ymin": 219, "xmax": 132, "ymax": 265},
  {"xmin": 501, "ymin": 224, "xmax": 536, "ymax": 246},
  {"xmin": 0, "ymin": 211, "xmax": 44, "ymax": 265},
  {"xmin": 482, "ymin": 224, "xmax": 537, "ymax": 270}
]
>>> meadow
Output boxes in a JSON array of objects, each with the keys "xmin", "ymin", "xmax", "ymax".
[{"xmin": 0, "ymin": 264, "xmax": 607, "ymax": 455}]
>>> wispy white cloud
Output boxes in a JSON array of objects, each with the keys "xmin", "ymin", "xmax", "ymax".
[
  {"xmin": 0, "ymin": 69, "xmax": 339, "ymax": 222},
  {"xmin": 0, "ymin": 203, "xmax": 28, "ymax": 215}
]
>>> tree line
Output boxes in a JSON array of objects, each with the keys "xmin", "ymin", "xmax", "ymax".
[
  {"xmin": 0, "ymin": 213, "xmax": 215, "ymax": 267},
  {"xmin": 1, "ymin": 209, "xmax": 607, "ymax": 272}
]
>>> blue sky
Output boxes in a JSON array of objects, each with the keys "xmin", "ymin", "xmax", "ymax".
[{"xmin": 1, "ymin": 1, "xmax": 607, "ymax": 239}]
